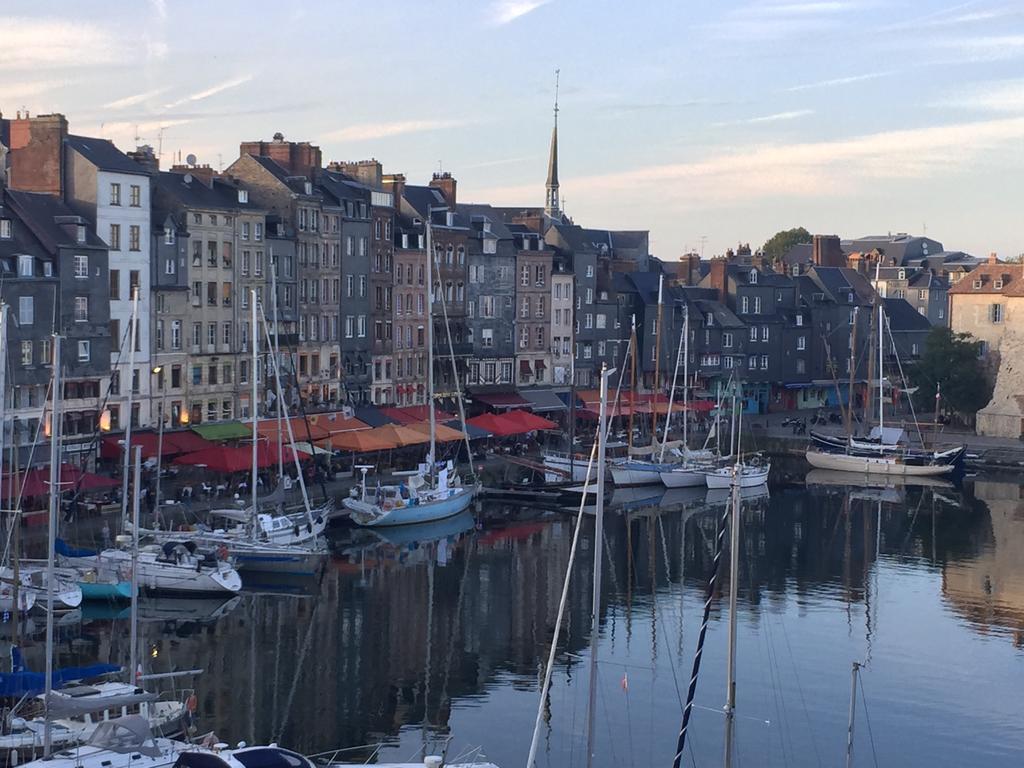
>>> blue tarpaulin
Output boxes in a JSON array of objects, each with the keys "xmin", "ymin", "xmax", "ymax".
[
  {"xmin": 0, "ymin": 664, "xmax": 120, "ymax": 696},
  {"xmin": 55, "ymin": 538, "xmax": 97, "ymax": 558}
]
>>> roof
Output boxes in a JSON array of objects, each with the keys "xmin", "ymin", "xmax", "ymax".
[
  {"xmin": 66, "ymin": 135, "xmax": 147, "ymax": 175},
  {"xmin": 401, "ymin": 185, "xmax": 447, "ymax": 218},
  {"xmin": 692, "ymin": 299, "xmax": 745, "ymax": 329},
  {"xmin": 728, "ymin": 264, "xmax": 792, "ymax": 287},
  {"xmin": 780, "ymin": 243, "xmax": 813, "ymax": 266},
  {"xmin": 807, "ymin": 266, "xmax": 875, "ymax": 304},
  {"xmin": 153, "ymin": 172, "xmax": 255, "ymax": 212},
  {"xmin": 456, "ymin": 203, "xmax": 515, "ymax": 240},
  {"xmin": 841, "ymin": 234, "xmax": 944, "ymax": 266},
  {"xmin": 882, "ymin": 298, "xmax": 932, "ymax": 331},
  {"xmin": 4, "ymin": 190, "xmax": 107, "ymax": 253},
  {"xmin": 949, "ymin": 262, "xmax": 1024, "ymax": 296}
]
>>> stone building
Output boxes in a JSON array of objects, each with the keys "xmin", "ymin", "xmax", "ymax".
[{"xmin": 463, "ymin": 206, "xmax": 516, "ymax": 388}]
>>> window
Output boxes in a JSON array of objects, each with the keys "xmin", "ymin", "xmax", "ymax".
[
  {"xmin": 109, "ymin": 223, "xmax": 121, "ymax": 250},
  {"xmin": 749, "ymin": 269, "xmax": 758, "ymax": 284},
  {"xmin": 73, "ymin": 254, "xmax": 88, "ymax": 278},
  {"xmin": 165, "ymin": 257, "xmax": 176, "ymax": 275},
  {"xmin": 171, "ymin": 320, "xmax": 181, "ymax": 349},
  {"xmin": 991, "ymin": 303, "xmax": 1004, "ymax": 323},
  {"xmin": 129, "ymin": 184, "xmax": 141, "ymax": 207},
  {"xmin": 254, "ymin": 222, "xmax": 263, "ymax": 241},
  {"xmin": 761, "ymin": 326, "xmax": 769, "ymax": 341},
  {"xmin": 586, "ymin": 264, "xmax": 594, "ymax": 278},
  {"xmin": 586, "ymin": 288, "xmax": 593, "ymax": 304},
  {"xmin": 723, "ymin": 332, "xmax": 733, "ymax": 348},
  {"xmin": 795, "ymin": 314, "xmax": 803, "ymax": 327},
  {"xmin": 20, "ymin": 340, "xmax": 32, "ymax": 366},
  {"xmin": 192, "ymin": 322, "xmax": 201, "ymax": 347},
  {"xmin": 74, "ymin": 296, "xmax": 88, "ymax": 322},
  {"xmin": 918, "ymin": 289, "xmax": 927, "ymax": 300},
  {"xmin": 596, "ymin": 313, "xmax": 606, "ymax": 329},
  {"xmin": 761, "ymin": 355, "xmax": 769, "ymax": 369},
  {"xmin": 741, "ymin": 296, "xmax": 749, "ymax": 314},
  {"xmin": 40, "ymin": 338, "xmax": 51, "ymax": 365},
  {"xmin": 110, "ymin": 319, "xmax": 121, "ymax": 346},
  {"xmin": 77, "ymin": 340, "xmax": 90, "ymax": 361},
  {"xmin": 797, "ymin": 335, "xmax": 806, "ymax": 350},
  {"xmin": 748, "ymin": 355, "xmax": 757, "ymax": 369},
  {"xmin": 754, "ymin": 297, "xmax": 761, "ymax": 314},
  {"xmin": 535, "ymin": 265, "xmax": 545, "ymax": 286},
  {"xmin": 796, "ymin": 359, "xmax": 806, "ymax": 374},
  {"xmin": 357, "ymin": 315, "xmax": 366, "ymax": 337},
  {"xmin": 585, "ymin": 313, "xmax": 593, "ymax": 329},
  {"xmin": 109, "ymin": 183, "xmax": 121, "ymax": 206},
  {"xmin": 129, "ymin": 225, "xmax": 140, "ymax": 251},
  {"xmin": 0, "ymin": 219, "xmax": 11, "ymax": 239}
]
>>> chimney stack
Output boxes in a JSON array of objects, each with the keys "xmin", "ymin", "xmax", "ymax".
[
  {"xmin": 812, "ymin": 234, "xmax": 844, "ymax": 268},
  {"xmin": 709, "ymin": 257, "xmax": 729, "ymax": 304},
  {"xmin": 429, "ymin": 171, "xmax": 457, "ymax": 207},
  {"xmin": 170, "ymin": 163, "xmax": 215, "ymax": 186},
  {"xmin": 6, "ymin": 112, "xmax": 68, "ymax": 196},
  {"xmin": 988, "ymin": 251, "xmax": 999, "ymax": 265}
]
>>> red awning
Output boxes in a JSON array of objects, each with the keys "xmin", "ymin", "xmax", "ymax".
[
  {"xmin": 173, "ymin": 443, "xmax": 309, "ymax": 473},
  {"xmin": 501, "ymin": 410, "xmax": 558, "ymax": 432},
  {"xmin": 519, "ymin": 360, "xmax": 532, "ymax": 375},
  {"xmin": 163, "ymin": 430, "xmax": 215, "ymax": 453},
  {"xmin": 466, "ymin": 413, "xmax": 527, "ymax": 437},
  {"xmin": 1, "ymin": 464, "xmax": 118, "ymax": 500},
  {"xmin": 534, "ymin": 359, "xmax": 546, "ymax": 370},
  {"xmin": 379, "ymin": 406, "xmax": 455, "ymax": 425},
  {"xmin": 473, "ymin": 392, "xmax": 531, "ymax": 410},
  {"xmin": 100, "ymin": 430, "xmax": 214, "ymax": 459}
]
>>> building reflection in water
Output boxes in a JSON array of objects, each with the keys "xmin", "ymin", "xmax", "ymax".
[{"xmin": 5, "ymin": 478, "xmax": 1022, "ymax": 763}]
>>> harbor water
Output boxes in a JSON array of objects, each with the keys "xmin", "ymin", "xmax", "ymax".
[{"xmin": 20, "ymin": 474, "xmax": 1024, "ymax": 767}]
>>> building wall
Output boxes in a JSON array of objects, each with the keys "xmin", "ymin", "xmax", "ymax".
[
  {"xmin": 514, "ymin": 246, "xmax": 553, "ymax": 386},
  {"xmin": 466, "ymin": 237, "xmax": 515, "ymax": 387},
  {"xmin": 551, "ymin": 272, "xmax": 574, "ymax": 385},
  {"xmin": 392, "ymin": 244, "xmax": 427, "ymax": 404},
  {"xmin": 339, "ymin": 199, "xmax": 371, "ymax": 404}
]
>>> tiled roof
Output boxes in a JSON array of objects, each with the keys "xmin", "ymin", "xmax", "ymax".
[
  {"xmin": 948, "ymin": 263, "xmax": 1024, "ymax": 295},
  {"xmin": 66, "ymin": 134, "xmax": 147, "ymax": 175},
  {"xmin": 882, "ymin": 298, "xmax": 932, "ymax": 331}
]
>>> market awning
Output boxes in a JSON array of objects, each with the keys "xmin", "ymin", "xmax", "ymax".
[
  {"xmin": 353, "ymin": 406, "xmax": 396, "ymax": 427},
  {"xmin": 502, "ymin": 410, "xmax": 559, "ymax": 432},
  {"xmin": 162, "ymin": 430, "xmax": 214, "ymax": 454},
  {"xmin": 173, "ymin": 444, "xmax": 308, "ymax": 473},
  {"xmin": 371, "ymin": 424, "xmax": 432, "ymax": 448},
  {"xmin": 473, "ymin": 391, "xmax": 531, "ymax": 410},
  {"xmin": 1, "ymin": 465, "xmax": 119, "ymax": 501},
  {"xmin": 466, "ymin": 412, "xmax": 537, "ymax": 437},
  {"xmin": 521, "ymin": 389, "xmax": 568, "ymax": 413},
  {"xmin": 380, "ymin": 406, "xmax": 456, "ymax": 425},
  {"xmin": 254, "ymin": 417, "xmax": 332, "ymax": 442},
  {"xmin": 191, "ymin": 422, "xmax": 251, "ymax": 441},
  {"xmin": 100, "ymin": 431, "xmax": 174, "ymax": 460},
  {"xmin": 329, "ymin": 429, "xmax": 396, "ymax": 453},
  {"xmin": 405, "ymin": 421, "xmax": 466, "ymax": 443},
  {"xmin": 445, "ymin": 419, "xmax": 491, "ymax": 440}
]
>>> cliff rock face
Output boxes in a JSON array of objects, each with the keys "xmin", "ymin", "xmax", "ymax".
[{"xmin": 977, "ymin": 330, "xmax": 1024, "ymax": 438}]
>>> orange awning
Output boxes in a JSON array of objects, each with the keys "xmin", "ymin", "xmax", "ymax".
[
  {"xmin": 406, "ymin": 421, "xmax": 466, "ymax": 443},
  {"xmin": 371, "ymin": 424, "xmax": 431, "ymax": 447},
  {"xmin": 329, "ymin": 430, "xmax": 396, "ymax": 452},
  {"xmin": 255, "ymin": 417, "xmax": 332, "ymax": 442}
]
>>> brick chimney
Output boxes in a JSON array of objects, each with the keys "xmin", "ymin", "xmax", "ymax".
[
  {"xmin": 383, "ymin": 173, "xmax": 406, "ymax": 210},
  {"xmin": 6, "ymin": 112, "xmax": 68, "ymax": 196},
  {"xmin": 812, "ymin": 234, "xmax": 844, "ymax": 267},
  {"xmin": 170, "ymin": 163, "xmax": 215, "ymax": 186},
  {"xmin": 239, "ymin": 132, "xmax": 322, "ymax": 178},
  {"xmin": 330, "ymin": 159, "xmax": 383, "ymax": 188},
  {"xmin": 709, "ymin": 257, "xmax": 729, "ymax": 304},
  {"xmin": 126, "ymin": 145, "xmax": 159, "ymax": 174},
  {"xmin": 429, "ymin": 171, "xmax": 456, "ymax": 207},
  {"xmin": 988, "ymin": 251, "xmax": 999, "ymax": 265}
]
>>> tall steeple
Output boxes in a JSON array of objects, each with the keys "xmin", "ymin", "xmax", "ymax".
[{"xmin": 545, "ymin": 69, "xmax": 561, "ymax": 220}]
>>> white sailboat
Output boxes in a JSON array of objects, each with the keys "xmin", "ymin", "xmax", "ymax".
[
  {"xmin": 704, "ymin": 387, "xmax": 770, "ymax": 489},
  {"xmin": 344, "ymin": 206, "xmax": 475, "ymax": 527}
]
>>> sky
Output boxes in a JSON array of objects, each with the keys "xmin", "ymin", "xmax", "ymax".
[{"xmin": 3, "ymin": 0, "xmax": 1024, "ymax": 260}]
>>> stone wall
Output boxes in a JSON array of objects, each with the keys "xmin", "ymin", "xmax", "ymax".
[{"xmin": 977, "ymin": 328, "xmax": 1024, "ymax": 438}]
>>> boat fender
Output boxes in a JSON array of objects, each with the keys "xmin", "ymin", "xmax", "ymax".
[
  {"xmin": 186, "ymin": 694, "xmax": 198, "ymax": 713},
  {"xmin": 217, "ymin": 545, "xmax": 229, "ymax": 561},
  {"xmin": 307, "ymin": 522, "xmax": 313, "ymax": 534}
]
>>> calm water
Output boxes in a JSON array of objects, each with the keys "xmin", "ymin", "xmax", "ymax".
[{"xmin": 24, "ymin": 474, "xmax": 1024, "ymax": 767}]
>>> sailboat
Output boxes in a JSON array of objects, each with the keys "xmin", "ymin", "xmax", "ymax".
[
  {"xmin": 344, "ymin": 207, "xmax": 475, "ymax": 527},
  {"xmin": 704, "ymin": 383, "xmax": 770, "ymax": 489},
  {"xmin": 806, "ymin": 269, "xmax": 964, "ymax": 477}
]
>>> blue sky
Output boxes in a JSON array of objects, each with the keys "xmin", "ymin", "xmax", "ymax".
[{"xmin": 3, "ymin": 0, "xmax": 1024, "ymax": 260}]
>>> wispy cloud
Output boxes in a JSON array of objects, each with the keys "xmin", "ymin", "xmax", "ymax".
[
  {"xmin": 2, "ymin": 18, "xmax": 115, "ymax": 69},
  {"xmin": 938, "ymin": 79, "xmax": 1024, "ymax": 113},
  {"xmin": 163, "ymin": 75, "xmax": 253, "ymax": 110},
  {"xmin": 0, "ymin": 79, "xmax": 70, "ymax": 103},
  {"xmin": 709, "ymin": 0, "xmax": 860, "ymax": 40},
  {"xmin": 934, "ymin": 34, "xmax": 1024, "ymax": 62},
  {"xmin": 487, "ymin": 0, "xmax": 550, "ymax": 26},
  {"xmin": 786, "ymin": 71, "xmax": 894, "ymax": 92},
  {"xmin": 104, "ymin": 87, "xmax": 169, "ymax": 110},
  {"xmin": 714, "ymin": 109, "xmax": 813, "ymax": 127},
  {"xmin": 323, "ymin": 119, "xmax": 468, "ymax": 142},
  {"xmin": 474, "ymin": 116, "xmax": 1024, "ymax": 207}
]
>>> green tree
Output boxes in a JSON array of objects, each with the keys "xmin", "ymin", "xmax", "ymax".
[
  {"xmin": 910, "ymin": 327, "xmax": 992, "ymax": 419},
  {"xmin": 761, "ymin": 227, "xmax": 812, "ymax": 262}
]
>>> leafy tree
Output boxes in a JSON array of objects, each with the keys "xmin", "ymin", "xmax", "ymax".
[
  {"xmin": 761, "ymin": 227, "xmax": 811, "ymax": 262},
  {"xmin": 910, "ymin": 327, "xmax": 992, "ymax": 419}
]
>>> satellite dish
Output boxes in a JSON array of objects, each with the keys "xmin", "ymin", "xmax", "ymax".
[{"xmin": 186, "ymin": 153, "xmax": 197, "ymax": 167}]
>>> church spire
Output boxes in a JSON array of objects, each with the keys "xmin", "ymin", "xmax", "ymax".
[{"xmin": 545, "ymin": 69, "xmax": 561, "ymax": 219}]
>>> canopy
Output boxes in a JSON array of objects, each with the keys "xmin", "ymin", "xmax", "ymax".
[
  {"xmin": 521, "ymin": 389, "xmax": 568, "ymax": 412},
  {"xmin": 312, "ymin": 412, "xmax": 371, "ymax": 434},
  {"xmin": 379, "ymin": 406, "xmax": 455, "ymax": 425},
  {"xmin": 0, "ymin": 663, "xmax": 120, "ymax": 697},
  {"xmin": 466, "ymin": 413, "xmax": 534, "ymax": 437},
  {"xmin": 163, "ymin": 430, "xmax": 214, "ymax": 453},
  {"xmin": 406, "ymin": 421, "xmax": 466, "ymax": 443},
  {"xmin": 191, "ymin": 422, "xmax": 252, "ymax": 441},
  {"xmin": 100, "ymin": 430, "xmax": 214, "ymax": 459},
  {"xmin": 292, "ymin": 441, "xmax": 333, "ymax": 456},
  {"xmin": 329, "ymin": 429, "xmax": 396, "ymax": 453},
  {"xmin": 445, "ymin": 419, "xmax": 491, "ymax": 440},
  {"xmin": 254, "ymin": 417, "xmax": 331, "ymax": 442},
  {"xmin": 1, "ymin": 464, "xmax": 118, "ymax": 501},
  {"xmin": 472, "ymin": 391, "xmax": 531, "ymax": 410},
  {"xmin": 371, "ymin": 423, "xmax": 431, "ymax": 447},
  {"xmin": 353, "ymin": 406, "xmax": 396, "ymax": 427},
  {"xmin": 173, "ymin": 444, "xmax": 308, "ymax": 473},
  {"xmin": 502, "ymin": 410, "xmax": 559, "ymax": 432}
]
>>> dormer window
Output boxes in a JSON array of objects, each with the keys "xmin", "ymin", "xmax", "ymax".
[
  {"xmin": 18, "ymin": 254, "xmax": 33, "ymax": 277},
  {"xmin": 749, "ymin": 269, "xmax": 757, "ymax": 284},
  {"xmin": 898, "ymin": 269, "xmax": 906, "ymax": 280},
  {"xmin": 0, "ymin": 219, "xmax": 11, "ymax": 239},
  {"xmin": 76, "ymin": 225, "xmax": 87, "ymax": 244},
  {"xmin": 165, "ymin": 229, "xmax": 176, "ymax": 245},
  {"xmin": 238, "ymin": 190, "xmax": 248, "ymax": 204},
  {"xmin": 446, "ymin": 211, "xmax": 455, "ymax": 227},
  {"xmin": 304, "ymin": 181, "xmax": 312, "ymax": 195},
  {"xmin": 994, "ymin": 279, "xmax": 1004, "ymax": 290},
  {"xmin": 705, "ymin": 313, "xmax": 714, "ymax": 327},
  {"xmin": 973, "ymin": 279, "xmax": 983, "ymax": 289}
]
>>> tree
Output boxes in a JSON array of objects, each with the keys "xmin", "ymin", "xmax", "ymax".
[
  {"xmin": 761, "ymin": 227, "xmax": 811, "ymax": 263},
  {"xmin": 909, "ymin": 327, "xmax": 992, "ymax": 420}
]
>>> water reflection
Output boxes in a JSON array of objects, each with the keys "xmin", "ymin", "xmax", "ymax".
[{"xmin": 5, "ymin": 478, "xmax": 1024, "ymax": 766}]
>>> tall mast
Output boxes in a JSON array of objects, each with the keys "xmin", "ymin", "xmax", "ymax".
[
  {"xmin": 270, "ymin": 247, "xmax": 284, "ymax": 484},
  {"xmin": 129, "ymin": 446, "xmax": 141, "ymax": 685},
  {"xmin": 585, "ymin": 364, "xmax": 613, "ymax": 767},
  {"xmin": 724, "ymin": 463, "xmax": 741, "ymax": 752},
  {"xmin": 878, "ymin": 295, "xmax": 884, "ymax": 436},
  {"xmin": 251, "ymin": 289, "xmax": 259, "ymax": 535},
  {"xmin": 0, "ymin": 304, "xmax": 6, "ymax": 505},
  {"xmin": 425, "ymin": 208, "xmax": 437, "ymax": 479},
  {"xmin": 660, "ymin": 300, "xmax": 685, "ymax": 463},
  {"xmin": 43, "ymin": 334, "xmax": 61, "ymax": 758},
  {"xmin": 120, "ymin": 288, "xmax": 139, "ymax": 529},
  {"xmin": 651, "ymin": 275, "xmax": 664, "ymax": 446},
  {"xmin": 682, "ymin": 306, "xmax": 689, "ymax": 452},
  {"xmin": 627, "ymin": 315, "xmax": 636, "ymax": 451},
  {"xmin": 845, "ymin": 306, "xmax": 859, "ymax": 436}
]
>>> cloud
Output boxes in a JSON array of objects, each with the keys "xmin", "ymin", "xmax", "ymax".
[
  {"xmin": 323, "ymin": 119, "xmax": 468, "ymax": 142},
  {"xmin": 163, "ymin": 75, "xmax": 254, "ymax": 109},
  {"xmin": 1, "ymin": 18, "xmax": 116, "ymax": 69},
  {"xmin": 934, "ymin": 34, "xmax": 1024, "ymax": 62},
  {"xmin": 709, "ymin": 0, "xmax": 859, "ymax": 40},
  {"xmin": 938, "ymin": 79, "xmax": 1024, "ymax": 113},
  {"xmin": 0, "ymin": 79, "xmax": 70, "ymax": 103},
  {"xmin": 714, "ymin": 109, "xmax": 813, "ymax": 127},
  {"xmin": 473, "ymin": 116, "xmax": 1024, "ymax": 207},
  {"xmin": 487, "ymin": 0, "xmax": 550, "ymax": 25},
  {"xmin": 786, "ymin": 71, "xmax": 894, "ymax": 92},
  {"xmin": 104, "ymin": 88, "xmax": 169, "ymax": 110}
]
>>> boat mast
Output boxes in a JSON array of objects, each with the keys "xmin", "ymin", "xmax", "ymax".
[
  {"xmin": 129, "ymin": 446, "xmax": 141, "ymax": 685},
  {"xmin": 0, "ymin": 303, "xmax": 19, "ymax": 642},
  {"xmin": 43, "ymin": 334, "xmax": 61, "ymax": 758},
  {"xmin": 120, "ymin": 288, "xmax": 139, "ymax": 529},
  {"xmin": 845, "ymin": 661, "xmax": 861, "ymax": 768},
  {"xmin": 270, "ymin": 248, "xmax": 284, "ymax": 485},
  {"xmin": 585, "ymin": 364, "xmax": 613, "ymax": 768},
  {"xmin": 425, "ymin": 207, "xmax": 437, "ymax": 481},
  {"xmin": 627, "ymin": 315, "xmax": 636, "ymax": 452},
  {"xmin": 724, "ymin": 461, "xmax": 740, "ymax": 766},
  {"xmin": 651, "ymin": 274, "xmax": 664, "ymax": 448},
  {"xmin": 877, "ymin": 295, "xmax": 884, "ymax": 437},
  {"xmin": 660, "ymin": 301, "xmax": 685, "ymax": 463},
  {"xmin": 251, "ymin": 289, "xmax": 259, "ymax": 537},
  {"xmin": 845, "ymin": 306, "xmax": 859, "ymax": 436},
  {"xmin": 682, "ymin": 305, "xmax": 689, "ymax": 453}
]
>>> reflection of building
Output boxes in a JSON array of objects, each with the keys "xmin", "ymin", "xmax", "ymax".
[{"xmin": 943, "ymin": 479, "xmax": 1024, "ymax": 646}]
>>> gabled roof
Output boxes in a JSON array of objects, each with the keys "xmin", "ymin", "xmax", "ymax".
[
  {"xmin": 5, "ymin": 190, "xmax": 107, "ymax": 253},
  {"xmin": 153, "ymin": 172, "xmax": 253, "ymax": 212},
  {"xmin": 66, "ymin": 134, "xmax": 147, "ymax": 176},
  {"xmin": 780, "ymin": 242, "xmax": 813, "ymax": 266},
  {"xmin": 949, "ymin": 262, "xmax": 1024, "ymax": 295},
  {"xmin": 402, "ymin": 185, "xmax": 447, "ymax": 218},
  {"xmin": 882, "ymin": 298, "xmax": 932, "ymax": 331},
  {"xmin": 729, "ymin": 264, "xmax": 793, "ymax": 287},
  {"xmin": 807, "ymin": 266, "xmax": 874, "ymax": 304},
  {"xmin": 692, "ymin": 299, "xmax": 745, "ymax": 329},
  {"xmin": 456, "ymin": 203, "xmax": 514, "ymax": 240}
]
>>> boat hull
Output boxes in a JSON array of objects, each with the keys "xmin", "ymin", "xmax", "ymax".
[
  {"xmin": 705, "ymin": 466, "xmax": 771, "ymax": 489},
  {"xmin": 805, "ymin": 450, "xmax": 955, "ymax": 477},
  {"xmin": 659, "ymin": 466, "xmax": 707, "ymax": 488},
  {"xmin": 345, "ymin": 487, "xmax": 475, "ymax": 527},
  {"xmin": 609, "ymin": 461, "xmax": 670, "ymax": 486},
  {"xmin": 542, "ymin": 454, "xmax": 594, "ymax": 483}
]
